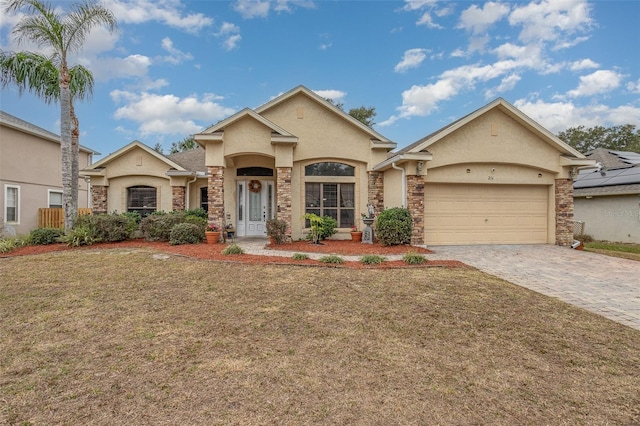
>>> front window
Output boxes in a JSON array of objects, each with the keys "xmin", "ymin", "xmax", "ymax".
[
  {"xmin": 4, "ymin": 185, "xmax": 19, "ymax": 223},
  {"xmin": 127, "ymin": 186, "xmax": 157, "ymax": 217},
  {"xmin": 48, "ymin": 191, "xmax": 63, "ymax": 208},
  {"xmin": 304, "ymin": 162, "xmax": 356, "ymax": 228},
  {"xmin": 200, "ymin": 187, "xmax": 208, "ymax": 212}
]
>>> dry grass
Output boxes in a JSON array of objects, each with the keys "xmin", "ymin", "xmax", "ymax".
[{"xmin": 1, "ymin": 248, "xmax": 639, "ymax": 425}]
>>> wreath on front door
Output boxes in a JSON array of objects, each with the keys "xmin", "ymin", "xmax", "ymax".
[{"xmin": 248, "ymin": 180, "xmax": 262, "ymax": 193}]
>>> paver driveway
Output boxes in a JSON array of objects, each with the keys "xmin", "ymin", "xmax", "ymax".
[{"xmin": 429, "ymin": 245, "xmax": 640, "ymax": 331}]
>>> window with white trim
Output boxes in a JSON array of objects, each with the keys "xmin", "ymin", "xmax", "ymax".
[
  {"xmin": 4, "ymin": 185, "xmax": 20, "ymax": 223},
  {"xmin": 48, "ymin": 190, "xmax": 63, "ymax": 208},
  {"xmin": 304, "ymin": 162, "xmax": 355, "ymax": 228}
]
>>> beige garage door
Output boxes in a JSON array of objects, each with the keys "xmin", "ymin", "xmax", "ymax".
[{"xmin": 425, "ymin": 184, "xmax": 548, "ymax": 245}]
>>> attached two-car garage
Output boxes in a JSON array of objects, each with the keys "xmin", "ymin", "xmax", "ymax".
[{"xmin": 424, "ymin": 184, "xmax": 549, "ymax": 245}]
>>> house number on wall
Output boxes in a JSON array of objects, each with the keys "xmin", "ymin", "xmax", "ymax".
[{"xmin": 488, "ymin": 176, "xmax": 494, "ymax": 181}]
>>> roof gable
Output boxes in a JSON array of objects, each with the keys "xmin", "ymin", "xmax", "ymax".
[
  {"xmin": 195, "ymin": 108, "xmax": 298, "ymax": 144},
  {"xmin": 254, "ymin": 85, "xmax": 395, "ymax": 147},
  {"xmin": 86, "ymin": 140, "xmax": 185, "ymax": 171},
  {"xmin": 399, "ymin": 98, "xmax": 584, "ymax": 158}
]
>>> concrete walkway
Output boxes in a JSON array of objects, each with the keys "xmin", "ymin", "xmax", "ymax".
[{"xmin": 234, "ymin": 239, "xmax": 640, "ymax": 331}]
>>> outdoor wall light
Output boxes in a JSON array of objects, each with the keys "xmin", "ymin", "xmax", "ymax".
[
  {"xmin": 466, "ymin": 169, "xmax": 471, "ymax": 173},
  {"xmin": 538, "ymin": 173, "xmax": 543, "ymax": 178},
  {"xmin": 417, "ymin": 161, "xmax": 424, "ymax": 174}
]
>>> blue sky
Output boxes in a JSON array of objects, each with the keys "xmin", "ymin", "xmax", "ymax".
[{"xmin": 1, "ymin": 0, "xmax": 639, "ymax": 159}]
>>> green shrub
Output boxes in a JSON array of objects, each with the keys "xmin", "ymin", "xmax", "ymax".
[
  {"xmin": 376, "ymin": 207, "xmax": 413, "ymax": 246},
  {"xmin": 266, "ymin": 218, "xmax": 288, "ymax": 244},
  {"xmin": 222, "ymin": 243, "xmax": 244, "ymax": 255},
  {"xmin": 0, "ymin": 236, "xmax": 28, "ymax": 253},
  {"xmin": 360, "ymin": 254, "xmax": 385, "ymax": 265},
  {"xmin": 292, "ymin": 253, "xmax": 309, "ymax": 260},
  {"xmin": 120, "ymin": 210, "xmax": 142, "ymax": 224},
  {"xmin": 61, "ymin": 226, "xmax": 96, "ymax": 247},
  {"xmin": 169, "ymin": 223, "xmax": 203, "ymax": 245},
  {"xmin": 576, "ymin": 233, "xmax": 594, "ymax": 243},
  {"xmin": 75, "ymin": 213, "xmax": 137, "ymax": 242},
  {"xmin": 403, "ymin": 252, "xmax": 426, "ymax": 265},
  {"xmin": 183, "ymin": 215, "xmax": 207, "ymax": 234},
  {"xmin": 140, "ymin": 213, "xmax": 184, "ymax": 241},
  {"xmin": 304, "ymin": 213, "xmax": 338, "ymax": 243},
  {"xmin": 184, "ymin": 208, "xmax": 207, "ymax": 219},
  {"xmin": 319, "ymin": 255, "xmax": 343, "ymax": 264},
  {"xmin": 319, "ymin": 216, "xmax": 338, "ymax": 240},
  {"xmin": 29, "ymin": 227, "xmax": 64, "ymax": 245}
]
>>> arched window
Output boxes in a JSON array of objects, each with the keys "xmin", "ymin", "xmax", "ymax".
[
  {"xmin": 127, "ymin": 186, "xmax": 157, "ymax": 217},
  {"xmin": 304, "ymin": 162, "xmax": 355, "ymax": 228}
]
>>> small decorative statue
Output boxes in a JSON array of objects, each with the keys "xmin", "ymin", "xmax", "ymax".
[{"xmin": 362, "ymin": 204, "xmax": 375, "ymax": 244}]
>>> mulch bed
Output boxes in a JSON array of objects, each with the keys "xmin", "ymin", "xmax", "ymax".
[{"xmin": 1, "ymin": 239, "xmax": 466, "ymax": 269}]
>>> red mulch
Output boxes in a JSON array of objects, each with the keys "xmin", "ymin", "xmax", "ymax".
[{"xmin": 1, "ymin": 239, "xmax": 466, "ymax": 269}]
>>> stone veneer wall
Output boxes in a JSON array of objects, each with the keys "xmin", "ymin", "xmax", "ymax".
[
  {"xmin": 207, "ymin": 166, "xmax": 225, "ymax": 227},
  {"xmin": 91, "ymin": 185, "xmax": 108, "ymax": 214},
  {"xmin": 406, "ymin": 175, "xmax": 425, "ymax": 245},
  {"xmin": 367, "ymin": 171, "xmax": 384, "ymax": 216},
  {"xmin": 172, "ymin": 186, "xmax": 185, "ymax": 211},
  {"xmin": 276, "ymin": 167, "xmax": 292, "ymax": 228},
  {"xmin": 555, "ymin": 178, "xmax": 574, "ymax": 247}
]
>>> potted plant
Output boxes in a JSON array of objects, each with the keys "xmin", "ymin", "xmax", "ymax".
[
  {"xmin": 266, "ymin": 218, "xmax": 288, "ymax": 245},
  {"xmin": 350, "ymin": 225, "xmax": 362, "ymax": 242},
  {"xmin": 205, "ymin": 223, "xmax": 221, "ymax": 244}
]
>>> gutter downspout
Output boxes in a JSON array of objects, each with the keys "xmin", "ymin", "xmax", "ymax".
[
  {"xmin": 391, "ymin": 162, "xmax": 406, "ymax": 207},
  {"xmin": 185, "ymin": 174, "xmax": 198, "ymax": 210}
]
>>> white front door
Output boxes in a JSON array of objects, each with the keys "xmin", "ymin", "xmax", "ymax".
[{"xmin": 237, "ymin": 180, "xmax": 274, "ymax": 237}]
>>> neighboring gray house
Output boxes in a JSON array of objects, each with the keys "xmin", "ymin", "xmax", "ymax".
[{"xmin": 574, "ymin": 149, "xmax": 640, "ymax": 243}]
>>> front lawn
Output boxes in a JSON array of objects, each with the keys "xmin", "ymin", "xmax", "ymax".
[{"xmin": 1, "ymin": 248, "xmax": 639, "ymax": 424}]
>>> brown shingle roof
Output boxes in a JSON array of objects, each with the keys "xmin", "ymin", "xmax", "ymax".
[{"xmin": 166, "ymin": 147, "xmax": 205, "ymax": 172}]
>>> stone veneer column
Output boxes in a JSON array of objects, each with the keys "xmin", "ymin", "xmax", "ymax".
[
  {"xmin": 406, "ymin": 175, "xmax": 425, "ymax": 245},
  {"xmin": 207, "ymin": 166, "xmax": 225, "ymax": 227},
  {"xmin": 91, "ymin": 185, "xmax": 108, "ymax": 214},
  {"xmin": 555, "ymin": 178, "xmax": 574, "ymax": 247},
  {"xmin": 276, "ymin": 167, "xmax": 292, "ymax": 228},
  {"xmin": 367, "ymin": 171, "xmax": 384, "ymax": 216},
  {"xmin": 172, "ymin": 186, "xmax": 186, "ymax": 211}
]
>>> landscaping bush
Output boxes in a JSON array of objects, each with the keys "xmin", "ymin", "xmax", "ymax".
[
  {"xmin": 120, "ymin": 210, "xmax": 142, "ymax": 224},
  {"xmin": 184, "ymin": 208, "xmax": 207, "ymax": 219},
  {"xmin": 169, "ymin": 223, "xmax": 203, "ymax": 245},
  {"xmin": 292, "ymin": 253, "xmax": 309, "ymax": 260},
  {"xmin": 222, "ymin": 244, "xmax": 244, "ymax": 255},
  {"xmin": 75, "ymin": 213, "xmax": 137, "ymax": 242},
  {"xmin": 61, "ymin": 226, "xmax": 96, "ymax": 247},
  {"xmin": 0, "ymin": 236, "xmax": 28, "ymax": 253},
  {"xmin": 319, "ymin": 255, "xmax": 343, "ymax": 264},
  {"xmin": 140, "ymin": 212, "xmax": 184, "ymax": 241},
  {"xmin": 28, "ymin": 227, "xmax": 64, "ymax": 245},
  {"xmin": 576, "ymin": 233, "xmax": 594, "ymax": 243},
  {"xmin": 403, "ymin": 252, "xmax": 426, "ymax": 265},
  {"xmin": 266, "ymin": 218, "xmax": 288, "ymax": 244},
  {"xmin": 319, "ymin": 216, "xmax": 338, "ymax": 240},
  {"xmin": 360, "ymin": 254, "xmax": 385, "ymax": 265},
  {"xmin": 376, "ymin": 207, "xmax": 413, "ymax": 246}
]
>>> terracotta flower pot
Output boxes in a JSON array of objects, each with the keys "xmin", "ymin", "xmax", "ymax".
[
  {"xmin": 205, "ymin": 231, "xmax": 221, "ymax": 244},
  {"xmin": 350, "ymin": 231, "xmax": 362, "ymax": 242}
]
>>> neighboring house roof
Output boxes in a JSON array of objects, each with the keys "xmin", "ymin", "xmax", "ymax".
[
  {"xmin": 0, "ymin": 110, "xmax": 100, "ymax": 155},
  {"xmin": 83, "ymin": 140, "xmax": 185, "ymax": 172},
  {"xmin": 574, "ymin": 149, "xmax": 640, "ymax": 197},
  {"xmin": 584, "ymin": 148, "xmax": 640, "ymax": 169}
]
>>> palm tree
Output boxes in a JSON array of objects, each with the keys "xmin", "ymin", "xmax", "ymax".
[{"xmin": 3, "ymin": 0, "xmax": 116, "ymax": 232}]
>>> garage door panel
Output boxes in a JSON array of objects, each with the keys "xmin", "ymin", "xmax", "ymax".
[{"xmin": 425, "ymin": 184, "xmax": 548, "ymax": 245}]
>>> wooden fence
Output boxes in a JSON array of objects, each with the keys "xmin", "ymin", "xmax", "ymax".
[{"xmin": 38, "ymin": 208, "xmax": 92, "ymax": 229}]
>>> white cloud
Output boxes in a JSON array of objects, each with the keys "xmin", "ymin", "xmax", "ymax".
[
  {"xmin": 484, "ymin": 73, "xmax": 521, "ymax": 99},
  {"xmin": 417, "ymin": 12, "xmax": 443, "ymax": 29},
  {"xmin": 508, "ymin": 0, "xmax": 593, "ymax": 48},
  {"xmin": 514, "ymin": 98, "xmax": 640, "ymax": 134},
  {"xmin": 216, "ymin": 22, "xmax": 242, "ymax": 51},
  {"xmin": 567, "ymin": 70, "xmax": 624, "ymax": 97},
  {"xmin": 395, "ymin": 48, "xmax": 429, "ymax": 73},
  {"xmin": 87, "ymin": 54, "xmax": 152, "ymax": 81},
  {"xmin": 233, "ymin": 0, "xmax": 314, "ymax": 19},
  {"xmin": 401, "ymin": 0, "xmax": 446, "ymax": 28},
  {"xmin": 313, "ymin": 89, "xmax": 346, "ymax": 102},
  {"xmin": 100, "ymin": 0, "xmax": 213, "ymax": 33},
  {"xmin": 626, "ymin": 78, "xmax": 640, "ymax": 94},
  {"xmin": 458, "ymin": 2, "xmax": 510, "ymax": 34},
  {"xmin": 160, "ymin": 37, "xmax": 193, "ymax": 64},
  {"xmin": 111, "ymin": 90, "xmax": 236, "ymax": 136},
  {"xmin": 569, "ymin": 58, "xmax": 599, "ymax": 71}
]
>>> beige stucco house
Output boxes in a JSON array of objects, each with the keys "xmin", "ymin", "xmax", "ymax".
[
  {"xmin": 1, "ymin": 110, "xmax": 96, "ymax": 235},
  {"xmin": 82, "ymin": 86, "xmax": 593, "ymax": 246}
]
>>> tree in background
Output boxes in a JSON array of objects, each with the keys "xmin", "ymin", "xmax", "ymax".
[
  {"xmin": 325, "ymin": 98, "xmax": 377, "ymax": 127},
  {"xmin": 170, "ymin": 136, "xmax": 198, "ymax": 154},
  {"xmin": 4, "ymin": 0, "xmax": 116, "ymax": 232},
  {"xmin": 558, "ymin": 124, "xmax": 640, "ymax": 154},
  {"xmin": 152, "ymin": 142, "xmax": 164, "ymax": 154}
]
